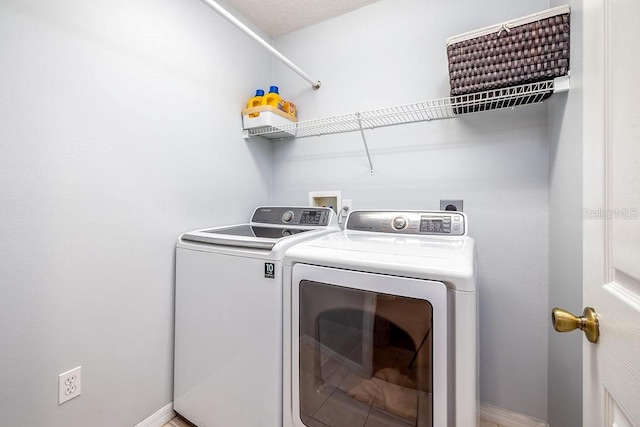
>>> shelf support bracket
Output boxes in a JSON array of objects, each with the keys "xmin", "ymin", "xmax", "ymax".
[
  {"xmin": 356, "ymin": 112, "xmax": 374, "ymax": 175},
  {"xmin": 553, "ymin": 75, "xmax": 570, "ymax": 93}
]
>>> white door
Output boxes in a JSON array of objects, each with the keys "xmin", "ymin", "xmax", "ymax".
[{"xmin": 582, "ymin": 0, "xmax": 640, "ymax": 425}]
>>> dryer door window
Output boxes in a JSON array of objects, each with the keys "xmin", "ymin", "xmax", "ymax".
[{"xmin": 291, "ymin": 264, "xmax": 448, "ymax": 427}]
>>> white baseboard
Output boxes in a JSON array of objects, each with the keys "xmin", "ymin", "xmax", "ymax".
[
  {"xmin": 480, "ymin": 403, "xmax": 549, "ymax": 427},
  {"xmin": 135, "ymin": 402, "xmax": 175, "ymax": 427}
]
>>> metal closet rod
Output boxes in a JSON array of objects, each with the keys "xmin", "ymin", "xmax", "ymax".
[{"xmin": 200, "ymin": 0, "xmax": 321, "ymax": 90}]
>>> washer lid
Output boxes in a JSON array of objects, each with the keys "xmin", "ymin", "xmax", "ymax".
[
  {"xmin": 181, "ymin": 225, "xmax": 314, "ymax": 250},
  {"xmin": 179, "ymin": 206, "xmax": 339, "ymax": 251}
]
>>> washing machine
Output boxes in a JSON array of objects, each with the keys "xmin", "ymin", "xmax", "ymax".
[
  {"xmin": 174, "ymin": 206, "xmax": 339, "ymax": 427},
  {"xmin": 282, "ymin": 210, "xmax": 477, "ymax": 427}
]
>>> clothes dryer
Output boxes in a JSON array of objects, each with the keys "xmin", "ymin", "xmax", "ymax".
[
  {"xmin": 282, "ymin": 210, "xmax": 477, "ymax": 427},
  {"xmin": 174, "ymin": 206, "xmax": 338, "ymax": 427}
]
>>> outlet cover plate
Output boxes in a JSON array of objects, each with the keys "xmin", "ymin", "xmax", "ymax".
[{"xmin": 58, "ymin": 366, "xmax": 81, "ymax": 404}]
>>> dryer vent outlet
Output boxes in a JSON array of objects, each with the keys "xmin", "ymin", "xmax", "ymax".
[{"xmin": 440, "ymin": 199, "xmax": 463, "ymax": 212}]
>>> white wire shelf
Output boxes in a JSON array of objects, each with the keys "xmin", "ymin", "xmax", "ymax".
[{"xmin": 242, "ymin": 77, "xmax": 568, "ymax": 141}]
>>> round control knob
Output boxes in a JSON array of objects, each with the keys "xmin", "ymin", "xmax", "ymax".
[
  {"xmin": 392, "ymin": 216, "xmax": 408, "ymax": 230},
  {"xmin": 282, "ymin": 229, "xmax": 292, "ymax": 237},
  {"xmin": 282, "ymin": 210, "xmax": 294, "ymax": 223}
]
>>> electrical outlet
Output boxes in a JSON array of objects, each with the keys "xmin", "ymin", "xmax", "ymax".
[
  {"xmin": 440, "ymin": 199, "xmax": 464, "ymax": 212},
  {"xmin": 58, "ymin": 366, "xmax": 81, "ymax": 404}
]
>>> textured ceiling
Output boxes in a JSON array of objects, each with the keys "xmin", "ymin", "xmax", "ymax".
[{"xmin": 223, "ymin": 0, "xmax": 381, "ymax": 38}]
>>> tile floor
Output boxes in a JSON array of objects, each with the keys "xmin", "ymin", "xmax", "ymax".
[
  {"xmin": 163, "ymin": 416, "xmax": 505, "ymax": 427},
  {"xmin": 163, "ymin": 416, "xmax": 194, "ymax": 427}
]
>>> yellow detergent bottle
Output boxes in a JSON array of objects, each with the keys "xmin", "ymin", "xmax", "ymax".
[
  {"xmin": 247, "ymin": 89, "xmax": 264, "ymax": 117},
  {"xmin": 262, "ymin": 86, "xmax": 284, "ymax": 112}
]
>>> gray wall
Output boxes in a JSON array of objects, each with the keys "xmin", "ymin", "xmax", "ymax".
[
  {"xmin": 0, "ymin": 0, "xmax": 586, "ymax": 425},
  {"xmin": 547, "ymin": 1, "xmax": 583, "ymax": 426},
  {"xmin": 0, "ymin": 1, "xmax": 272, "ymax": 425},
  {"xmin": 271, "ymin": 0, "xmax": 551, "ymax": 420}
]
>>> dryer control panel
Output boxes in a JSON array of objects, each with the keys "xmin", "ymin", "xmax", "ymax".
[{"xmin": 346, "ymin": 210, "xmax": 467, "ymax": 235}]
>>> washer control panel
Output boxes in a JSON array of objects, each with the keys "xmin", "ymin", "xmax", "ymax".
[
  {"xmin": 251, "ymin": 206, "xmax": 333, "ymax": 226},
  {"xmin": 391, "ymin": 216, "xmax": 408, "ymax": 230},
  {"xmin": 347, "ymin": 210, "xmax": 466, "ymax": 235}
]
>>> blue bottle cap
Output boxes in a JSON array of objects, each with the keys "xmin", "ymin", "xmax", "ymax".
[
  {"xmin": 255, "ymin": 89, "xmax": 264, "ymax": 96},
  {"xmin": 269, "ymin": 85, "xmax": 279, "ymax": 94}
]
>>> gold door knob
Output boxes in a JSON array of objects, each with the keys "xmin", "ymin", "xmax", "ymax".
[{"xmin": 552, "ymin": 307, "xmax": 599, "ymax": 343}]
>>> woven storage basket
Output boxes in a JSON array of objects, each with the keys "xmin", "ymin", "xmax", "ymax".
[{"xmin": 446, "ymin": 5, "xmax": 570, "ymax": 112}]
